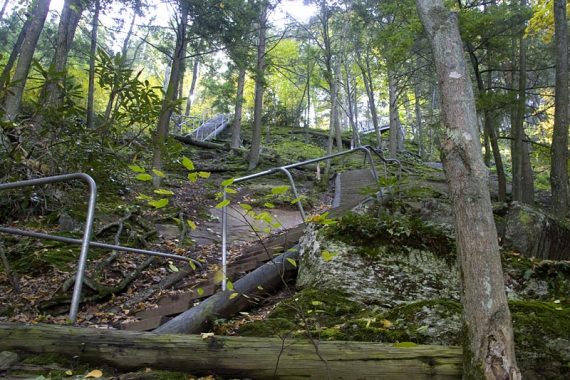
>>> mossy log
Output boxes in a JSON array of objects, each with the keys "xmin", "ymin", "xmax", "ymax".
[
  {"xmin": 154, "ymin": 248, "xmax": 300, "ymax": 334},
  {"xmin": 0, "ymin": 322, "xmax": 462, "ymax": 379}
]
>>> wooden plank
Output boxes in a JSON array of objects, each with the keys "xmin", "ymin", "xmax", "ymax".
[{"xmin": 0, "ymin": 322, "xmax": 463, "ymax": 379}]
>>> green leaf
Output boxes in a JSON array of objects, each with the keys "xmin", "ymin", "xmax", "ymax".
[
  {"xmin": 215, "ymin": 199, "xmax": 230, "ymax": 208},
  {"xmin": 321, "ymin": 250, "xmax": 336, "ymax": 262},
  {"xmin": 271, "ymin": 185, "xmax": 290, "ymax": 195},
  {"xmin": 229, "ymin": 292, "xmax": 238, "ymax": 300},
  {"xmin": 128, "ymin": 164, "xmax": 145, "ymax": 173},
  {"xmin": 197, "ymin": 171, "xmax": 210, "ymax": 179},
  {"xmin": 196, "ymin": 287, "xmax": 204, "ymax": 296},
  {"xmin": 290, "ymin": 196, "xmax": 304, "ymax": 204},
  {"xmin": 135, "ymin": 173, "xmax": 152, "ymax": 182},
  {"xmin": 221, "ymin": 178, "xmax": 235, "ymax": 187},
  {"xmin": 188, "ymin": 173, "xmax": 198, "ymax": 182},
  {"xmin": 225, "ymin": 188, "xmax": 238, "ymax": 194},
  {"xmin": 148, "ymin": 198, "xmax": 169, "ymax": 208},
  {"xmin": 154, "ymin": 189, "xmax": 174, "ymax": 196},
  {"xmin": 240, "ymin": 203, "xmax": 252, "ymax": 211},
  {"xmin": 263, "ymin": 202, "xmax": 275, "ymax": 208},
  {"xmin": 227, "ymin": 280, "xmax": 234, "ymax": 291},
  {"xmin": 181, "ymin": 156, "xmax": 195, "ymax": 171},
  {"xmin": 167, "ymin": 262, "xmax": 179, "ymax": 272},
  {"xmin": 287, "ymin": 258, "xmax": 297, "ymax": 267},
  {"xmin": 187, "ymin": 220, "xmax": 197, "ymax": 230},
  {"xmin": 188, "ymin": 260, "xmax": 196, "ymax": 270},
  {"xmin": 152, "ymin": 169, "xmax": 166, "ymax": 178}
]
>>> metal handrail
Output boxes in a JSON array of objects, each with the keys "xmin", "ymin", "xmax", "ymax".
[
  {"xmin": 0, "ymin": 173, "xmax": 196, "ymax": 324},
  {"xmin": 363, "ymin": 145, "xmax": 402, "ymax": 179},
  {"xmin": 220, "ymin": 146, "xmax": 378, "ymax": 290}
]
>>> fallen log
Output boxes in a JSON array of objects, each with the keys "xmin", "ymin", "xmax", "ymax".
[
  {"xmin": 0, "ymin": 322, "xmax": 463, "ymax": 379},
  {"xmin": 154, "ymin": 247, "xmax": 300, "ymax": 334},
  {"xmin": 173, "ymin": 134, "xmax": 230, "ymax": 150}
]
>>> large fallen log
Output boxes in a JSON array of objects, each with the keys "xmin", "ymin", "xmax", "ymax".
[
  {"xmin": 0, "ymin": 322, "xmax": 462, "ymax": 379},
  {"xmin": 154, "ymin": 247, "xmax": 300, "ymax": 334}
]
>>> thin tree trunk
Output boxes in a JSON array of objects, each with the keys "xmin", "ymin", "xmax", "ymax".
[
  {"xmin": 184, "ymin": 58, "xmax": 199, "ymax": 117},
  {"xmin": 247, "ymin": 2, "xmax": 268, "ymax": 170},
  {"xmin": 388, "ymin": 70, "xmax": 400, "ymax": 158},
  {"xmin": 3, "ymin": 0, "xmax": 51, "ymax": 122},
  {"xmin": 0, "ymin": 0, "xmax": 10, "ymax": 21},
  {"xmin": 231, "ymin": 66, "xmax": 246, "ymax": 149},
  {"xmin": 0, "ymin": 7, "xmax": 32, "ymax": 92},
  {"xmin": 86, "ymin": 0, "xmax": 99, "ymax": 130},
  {"xmin": 151, "ymin": 1, "xmax": 188, "ymax": 187},
  {"xmin": 550, "ymin": 0, "xmax": 568, "ymax": 217},
  {"xmin": 415, "ymin": 1, "xmax": 520, "ymax": 378},
  {"xmin": 414, "ymin": 81, "xmax": 424, "ymax": 158},
  {"xmin": 357, "ymin": 52, "xmax": 381, "ymax": 148},
  {"xmin": 333, "ymin": 58, "xmax": 343, "ymax": 151},
  {"xmin": 43, "ymin": 0, "xmax": 85, "ymax": 110},
  {"xmin": 121, "ymin": 12, "xmax": 136, "ymax": 61},
  {"xmin": 512, "ymin": 0, "xmax": 534, "ymax": 204}
]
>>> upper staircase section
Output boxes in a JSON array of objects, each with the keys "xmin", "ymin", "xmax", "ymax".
[{"xmin": 189, "ymin": 114, "xmax": 231, "ymax": 141}]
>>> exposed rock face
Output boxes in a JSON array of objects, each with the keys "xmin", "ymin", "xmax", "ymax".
[
  {"xmin": 297, "ymin": 224, "xmax": 461, "ymax": 306},
  {"xmin": 502, "ymin": 202, "xmax": 570, "ymax": 260}
]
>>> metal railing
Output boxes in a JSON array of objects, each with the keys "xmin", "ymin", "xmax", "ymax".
[
  {"xmin": 220, "ymin": 146, "xmax": 378, "ymax": 291},
  {"xmin": 0, "ymin": 173, "xmax": 196, "ymax": 324}
]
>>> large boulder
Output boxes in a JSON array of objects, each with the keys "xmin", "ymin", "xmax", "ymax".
[{"xmin": 502, "ymin": 202, "xmax": 570, "ymax": 260}]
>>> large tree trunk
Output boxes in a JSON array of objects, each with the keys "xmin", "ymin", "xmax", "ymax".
[
  {"xmin": 0, "ymin": 322, "xmax": 462, "ymax": 379},
  {"xmin": 151, "ymin": 1, "xmax": 188, "ymax": 187},
  {"xmin": 86, "ymin": 0, "xmax": 99, "ymax": 130},
  {"xmin": 414, "ymin": 81, "xmax": 424, "ymax": 158},
  {"xmin": 231, "ymin": 66, "xmax": 246, "ymax": 149},
  {"xmin": 42, "ymin": 0, "xmax": 86, "ymax": 110},
  {"xmin": 415, "ymin": 1, "xmax": 520, "ymax": 379},
  {"xmin": 247, "ymin": 2, "xmax": 268, "ymax": 170},
  {"xmin": 2, "ymin": 0, "xmax": 51, "ymax": 122},
  {"xmin": 550, "ymin": 0, "xmax": 568, "ymax": 217},
  {"xmin": 184, "ymin": 58, "xmax": 199, "ymax": 117},
  {"xmin": 357, "ymin": 48, "xmax": 382, "ymax": 148}
]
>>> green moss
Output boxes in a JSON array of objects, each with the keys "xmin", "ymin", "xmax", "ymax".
[
  {"xmin": 326, "ymin": 212, "xmax": 455, "ymax": 261},
  {"xmin": 22, "ymin": 353, "xmax": 73, "ymax": 366},
  {"xmin": 238, "ymin": 318, "xmax": 297, "ymax": 337}
]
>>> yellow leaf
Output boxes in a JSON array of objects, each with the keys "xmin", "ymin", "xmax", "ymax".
[
  {"xmin": 187, "ymin": 220, "xmax": 197, "ymax": 230},
  {"xmin": 197, "ymin": 287, "xmax": 204, "ymax": 296},
  {"xmin": 85, "ymin": 369, "xmax": 103, "ymax": 378},
  {"xmin": 213, "ymin": 270, "xmax": 224, "ymax": 284},
  {"xmin": 229, "ymin": 292, "xmax": 238, "ymax": 300},
  {"xmin": 381, "ymin": 319, "xmax": 393, "ymax": 328},
  {"xmin": 201, "ymin": 332, "xmax": 214, "ymax": 340},
  {"xmin": 65, "ymin": 370, "xmax": 73, "ymax": 376}
]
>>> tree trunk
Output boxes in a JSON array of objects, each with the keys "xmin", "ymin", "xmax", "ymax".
[
  {"xmin": 43, "ymin": 0, "xmax": 85, "ymax": 110},
  {"xmin": 357, "ymin": 50, "xmax": 381, "ymax": 148},
  {"xmin": 388, "ymin": 70, "xmax": 401, "ymax": 158},
  {"xmin": 154, "ymin": 248, "xmax": 299, "ymax": 334},
  {"xmin": 0, "ymin": 323, "xmax": 462, "ymax": 379},
  {"xmin": 247, "ymin": 2, "xmax": 268, "ymax": 170},
  {"xmin": 121, "ymin": 12, "xmax": 136, "ymax": 61},
  {"xmin": 415, "ymin": 1, "xmax": 520, "ymax": 379},
  {"xmin": 86, "ymin": 0, "xmax": 99, "ymax": 130},
  {"xmin": 151, "ymin": 1, "xmax": 188, "ymax": 187},
  {"xmin": 414, "ymin": 81, "xmax": 424, "ymax": 158},
  {"xmin": 0, "ymin": 0, "xmax": 10, "ymax": 21},
  {"xmin": 550, "ymin": 0, "xmax": 568, "ymax": 217},
  {"xmin": 333, "ymin": 58, "xmax": 343, "ymax": 151},
  {"xmin": 0, "ymin": 10, "xmax": 32, "ymax": 93},
  {"xmin": 184, "ymin": 58, "xmax": 199, "ymax": 117},
  {"xmin": 231, "ymin": 66, "xmax": 246, "ymax": 149},
  {"xmin": 511, "ymin": 0, "xmax": 534, "ymax": 204},
  {"xmin": 2, "ymin": 0, "xmax": 51, "ymax": 122}
]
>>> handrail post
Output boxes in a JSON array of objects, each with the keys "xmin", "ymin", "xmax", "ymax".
[
  {"xmin": 277, "ymin": 167, "xmax": 306, "ymax": 222},
  {"xmin": 0, "ymin": 173, "xmax": 97, "ymax": 324},
  {"xmin": 221, "ymin": 189, "xmax": 228, "ymax": 291}
]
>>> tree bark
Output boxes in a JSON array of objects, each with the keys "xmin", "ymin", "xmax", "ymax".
[
  {"xmin": 415, "ymin": 1, "xmax": 520, "ymax": 379},
  {"xmin": 247, "ymin": 2, "xmax": 268, "ymax": 170},
  {"xmin": 231, "ymin": 66, "xmax": 246, "ymax": 148},
  {"xmin": 2, "ymin": 0, "xmax": 51, "ymax": 122},
  {"xmin": 151, "ymin": 1, "xmax": 188, "ymax": 187},
  {"xmin": 184, "ymin": 58, "xmax": 199, "ymax": 117},
  {"xmin": 43, "ymin": 0, "xmax": 86, "ymax": 110},
  {"xmin": 0, "ymin": 322, "xmax": 462, "ymax": 379},
  {"xmin": 0, "ymin": 10, "xmax": 32, "ymax": 93},
  {"xmin": 86, "ymin": 0, "xmax": 99, "ymax": 130},
  {"xmin": 414, "ymin": 81, "xmax": 424, "ymax": 158},
  {"xmin": 388, "ymin": 70, "xmax": 401, "ymax": 158},
  {"xmin": 511, "ymin": 0, "xmax": 534, "ymax": 205},
  {"xmin": 550, "ymin": 0, "xmax": 568, "ymax": 217}
]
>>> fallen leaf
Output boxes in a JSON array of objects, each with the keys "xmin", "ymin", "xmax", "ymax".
[{"xmin": 85, "ymin": 369, "xmax": 103, "ymax": 378}]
